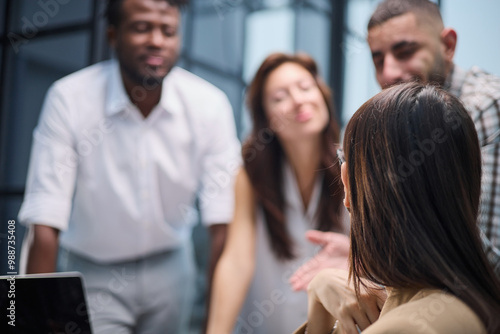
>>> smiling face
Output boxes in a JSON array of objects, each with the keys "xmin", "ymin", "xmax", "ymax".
[
  {"xmin": 108, "ymin": 0, "xmax": 181, "ymax": 87},
  {"xmin": 262, "ymin": 62, "xmax": 329, "ymax": 143},
  {"xmin": 368, "ymin": 12, "xmax": 453, "ymax": 89}
]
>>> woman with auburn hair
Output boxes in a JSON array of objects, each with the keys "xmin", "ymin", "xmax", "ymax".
[
  {"xmin": 206, "ymin": 53, "xmax": 349, "ymax": 333},
  {"xmin": 297, "ymin": 82, "xmax": 500, "ymax": 334}
]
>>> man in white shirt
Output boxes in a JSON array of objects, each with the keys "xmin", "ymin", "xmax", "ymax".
[{"xmin": 18, "ymin": 0, "xmax": 241, "ymax": 332}]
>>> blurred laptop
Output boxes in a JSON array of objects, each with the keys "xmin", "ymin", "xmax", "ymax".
[{"xmin": 0, "ymin": 272, "xmax": 92, "ymax": 334}]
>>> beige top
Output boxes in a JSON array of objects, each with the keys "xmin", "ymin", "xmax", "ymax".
[{"xmin": 294, "ymin": 287, "xmax": 486, "ymax": 334}]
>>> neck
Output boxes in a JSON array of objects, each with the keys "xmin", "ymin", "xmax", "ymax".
[
  {"xmin": 381, "ymin": 287, "xmax": 426, "ymax": 317},
  {"xmin": 442, "ymin": 62, "xmax": 455, "ymax": 90},
  {"xmin": 121, "ymin": 71, "xmax": 163, "ymax": 118},
  {"xmin": 282, "ymin": 136, "xmax": 323, "ymax": 209}
]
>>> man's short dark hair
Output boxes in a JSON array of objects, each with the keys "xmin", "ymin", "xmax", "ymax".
[
  {"xmin": 368, "ymin": 0, "xmax": 442, "ymax": 30},
  {"xmin": 106, "ymin": 0, "xmax": 190, "ymax": 27}
]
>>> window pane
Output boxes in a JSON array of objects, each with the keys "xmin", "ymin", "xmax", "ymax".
[
  {"xmin": 0, "ymin": 0, "xmax": 5, "ymax": 35},
  {"xmin": 306, "ymin": 0, "xmax": 332, "ymax": 12},
  {"xmin": 341, "ymin": 0, "xmax": 379, "ymax": 125},
  {"xmin": 1, "ymin": 31, "xmax": 90, "ymax": 189},
  {"xmin": 191, "ymin": 7, "xmax": 245, "ymax": 74},
  {"xmin": 190, "ymin": 64, "xmax": 244, "ymax": 136},
  {"xmin": 442, "ymin": 0, "xmax": 500, "ymax": 77},
  {"xmin": 191, "ymin": 0, "xmax": 222, "ymax": 12},
  {"xmin": 244, "ymin": 8, "xmax": 295, "ymax": 83},
  {"xmin": 296, "ymin": 7, "xmax": 331, "ymax": 82},
  {"xmin": 176, "ymin": 58, "xmax": 187, "ymax": 69},
  {"xmin": 261, "ymin": 0, "xmax": 292, "ymax": 8},
  {"xmin": 9, "ymin": 0, "xmax": 92, "ymax": 32},
  {"xmin": 0, "ymin": 47, "xmax": 2, "ymax": 83}
]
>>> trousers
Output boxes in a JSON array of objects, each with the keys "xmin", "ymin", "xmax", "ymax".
[{"xmin": 57, "ymin": 243, "xmax": 196, "ymax": 334}]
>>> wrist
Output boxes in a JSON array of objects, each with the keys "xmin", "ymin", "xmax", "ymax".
[{"xmin": 304, "ymin": 320, "xmax": 338, "ymax": 334}]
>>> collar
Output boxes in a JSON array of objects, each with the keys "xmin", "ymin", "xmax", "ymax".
[
  {"xmin": 105, "ymin": 59, "xmax": 131, "ymax": 117},
  {"xmin": 105, "ymin": 59, "xmax": 183, "ymax": 117},
  {"xmin": 157, "ymin": 67, "xmax": 183, "ymax": 116},
  {"xmin": 380, "ymin": 287, "xmax": 439, "ymax": 317},
  {"xmin": 283, "ymin": 161, "xmax": 323, "ymax": 219},
  {"xmin": 444, "ymin": 63, "xmax": 467, "ymax": 98}
]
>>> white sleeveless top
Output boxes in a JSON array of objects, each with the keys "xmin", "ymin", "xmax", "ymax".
[{"xmin": 235, "ymin": 163, "xmax": 323, "ymax": 334}]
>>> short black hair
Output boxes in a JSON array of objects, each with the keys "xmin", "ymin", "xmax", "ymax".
[
  {"xmin": 106, "ymin": 0, "xmax": 189, "ymax": 27},
  {"xmin": 368, "ymin": 0, "xmax": 442, "ymax": 30}
]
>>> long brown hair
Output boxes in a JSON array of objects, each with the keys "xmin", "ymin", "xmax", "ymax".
[
  {"xmin": 244, "ymin": 52, "xmax": 344, "ymax": 260},
  {"xmin": 345, "ymin": 82, "xmax": 500, "ymax": 333}
]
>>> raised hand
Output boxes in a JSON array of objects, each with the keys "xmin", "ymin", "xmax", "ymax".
[{"xmin": 289, "ymin": 230, "xmax": 350, "ymax": 292}]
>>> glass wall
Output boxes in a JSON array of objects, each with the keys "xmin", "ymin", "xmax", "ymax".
[
  {"xmin": 441, "ymin": 0, "xmax": 500, "ymax": 77},
  {"xmin": 0, "ymin": 0, "xmax": 106, "ymax": 276}
]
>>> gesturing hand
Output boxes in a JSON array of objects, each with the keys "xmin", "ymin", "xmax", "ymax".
[{"xmin": 289, "ymin": 230, "xmax": 350, "ymax": 291}]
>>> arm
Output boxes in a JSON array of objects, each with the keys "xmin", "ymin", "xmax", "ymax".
[
  {"xmin": 203, "ymin": 223, "xmax": 228, "ymax": 331},
  {"xmin": 207, "ymin": 223, "xmax": 228, "ymax": 285},
  {"xmin": 26, "ymin": 224, "xmax": 60, "ymax": 274},
  {"xmin": 18, "ymin": 84, "xmax": 77, "ymax": 270},
  {"xmin": 306, "ymin": 269, "xmax": 386, "ymax": 334},
  {"xmin": 479, "ymin": 229, "xmax": 500, "ymax": 277},
  {"xmin": 206, "ymin": 168, "xmax": 256, "ymax": 334},
  {"xmin": 473, "ymin": 92, "xmax": 500, "ymax": 277},
  {"xmin": 290, "ymin": 230, "xmax": 350, "ymax": 291}
]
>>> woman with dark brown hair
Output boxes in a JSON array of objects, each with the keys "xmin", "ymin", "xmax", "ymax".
[
  {"xmin": 206, "ymin": 53, "xmax": 349, "ymax": 333},
  {"xmin": 298, "ymin": 82, "xmax": 500, "ymax": 334}
]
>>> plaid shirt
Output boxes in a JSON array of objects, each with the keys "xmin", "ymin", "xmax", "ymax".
[{"xmin": 448, "ymin": 65, "xmax": 500, "ymax": 275}]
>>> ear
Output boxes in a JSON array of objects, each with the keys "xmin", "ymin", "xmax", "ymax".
[
  {"xmin": 341, "ymin": 163, "xmax": 351, "ymax": 210},
  {"xmin": 440, "ymin": 27, "xmax": 457, "ymax": 63},
  {"xmin": 107, "ymin": 26, "xmax": 117, "ymax": 49}
]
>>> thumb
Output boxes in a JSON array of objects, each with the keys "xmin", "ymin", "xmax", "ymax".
[{"xmin": 305, "ymin": 230, "xmax": 330, "ymax": 246}]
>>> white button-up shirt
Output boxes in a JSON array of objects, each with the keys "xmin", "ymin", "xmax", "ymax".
[{"xmin": 19, "ymin": 60, "xmax": 241, "ymax": 262}]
